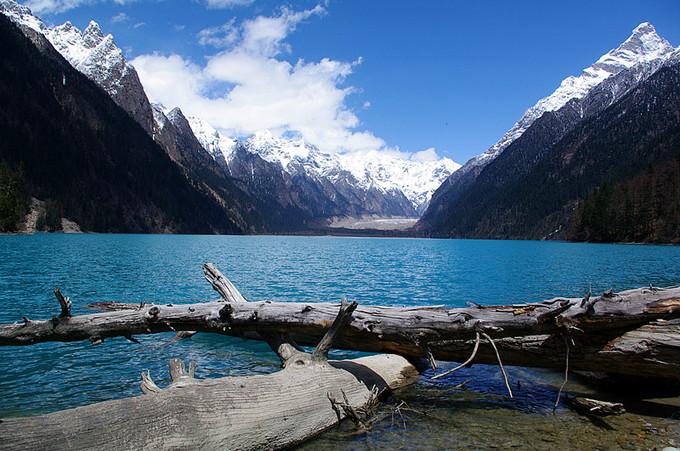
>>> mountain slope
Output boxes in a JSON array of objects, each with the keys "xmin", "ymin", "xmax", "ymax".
[
  {"xmin": 1, "ymin": 0, "xmax": 268, "ymax": 233},
  {"xmin": 422, "ymin": 57, "xmax": 680, "ymax": 240},
  {"xmin": 190, "ymin": 120, "xmax": 459, "ymax": 227},
  {"xmin": 2, "ymin": 0, "xmax": 460, "ymax": 230},
  {"xmin": 0, "ymin": 13, "xmax": 252, "ymax": 233},
  {"xmin": 421, "ymin": 23, "xmax": 677, "ymax": 230},
  {"xmin": 570, "ymin": 155, "xmax": 680, "ymax": 244}
]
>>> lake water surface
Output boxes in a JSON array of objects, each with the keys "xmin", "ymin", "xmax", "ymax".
[{"xmin": 0, "ymin": 234, "xmax": 679, "ymax": 448}]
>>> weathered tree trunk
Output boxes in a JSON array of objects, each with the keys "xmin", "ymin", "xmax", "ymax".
[
  {"xmin": 1, "ymin": 285, "xmax": 419, "ymax": 449},
  {"xmin": 0, "ymin": 264, "xmax": 678, "ymax": 448},
  {"xmin": 0, "ymin": 354, "xmax": 417, "ymax": 450},
  {"xmin": 2, "ymin": 266, "xmax": 678, "ymax": 378}
]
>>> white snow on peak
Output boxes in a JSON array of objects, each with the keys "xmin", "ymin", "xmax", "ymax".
[
  {"xmin": 0, "ymin": 1, "xmax": 130, "ymax": 98},
  {"xmin": 189, "ymin": 122, "xmax": 459, "ymax": 212},
  {"xmin": 2, "ymin": 0, "xmax": 457, "ymax": 214},
  {"xmin": 465, "ymin": 22, "xmax": 677, "ymax": 171},
  {"xmin": 244, "ymin": 131, "xmax": 324, "ymax": 171},
  {"xmin": 151, "ymin": 103, "xmax": 168, "ymax": 132},
  {"xmin": 535, "ymin": 22, "xmax": 672, "ymax": 113},
  {"xmin": 340, "ymin": 149, "xmax": 461, "ymax": 213},
  {"xmin": 47, "ymin": 20, "xmax": 128, "ymax": 95},
  {"xmin": 195, "ymin": 128, "xmax": 460, "ymax": 213},
  {"xmin": 187, "ymin": 116, "xmax": 238, "ymax": 162},
  {"xmin": 0, "ymin": 0, "xmax": 46, "ymax": 34}
]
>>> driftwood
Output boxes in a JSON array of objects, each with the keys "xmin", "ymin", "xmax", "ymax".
[
  {"xmin": 568, "ymin": 397, "xmax": 626, "ymax": 417},
  {"xmin": 0, "ymin": 353, "xmax": 417, "ymax": 450},
  {"xmin": 0, "ymin": 281, "xmax": 419, "ymax": 449},
  {"xmin": 2, "ymin": 265, "xmax": 678, "ymax": 378},
  {"xmin": 0, "ymin": 264, "xmax": 679, "ymax": 448}
]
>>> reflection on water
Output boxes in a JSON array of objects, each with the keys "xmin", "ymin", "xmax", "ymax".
[{"xmin": 0, "ymin": 234, "xmax": 679, "ymax": 448}]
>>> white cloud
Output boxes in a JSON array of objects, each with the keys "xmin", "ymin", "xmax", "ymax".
[
  {"xmin": 411, "ymin": 147, "xmax": 441, "ymax": 163},
  {"xmin": 133, "ymin": 5, "xmax": 385, "ymax": 154},
  {"xmin": 205, "ymin": 0, "xmax": 255, "ymax": 9},
  {"xmin": 111, "ymin": 12, "xmax": 129, "ymax": 24},
  {"xmin": 197, "ymin": 19, "xmax": 239, "ymax": 48},
  {"xmin": 25, "ymin": 0, "xmax": 137, "ymax": 14}
]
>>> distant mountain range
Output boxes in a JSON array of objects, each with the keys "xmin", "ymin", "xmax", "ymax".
[
  {"xmin": 417, "ymin": 22, "xmax": 680, "ymax": 243},
  {"xmin": 1, "ymin": 0, "xmax": 678, "ymax": 242},
  {"xmin": 0, "ymin": 0, "xmax": 458, "ymax": 233},
  {"xmin": 0, "ymin": 11, "xmax": 259, "ymax": 233}
]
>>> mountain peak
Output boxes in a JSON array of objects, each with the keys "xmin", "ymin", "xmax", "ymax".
[
  {"xmin": 82, "ymin": 20, "xmax": 104, "ymax": 49},
  {"xmin": 633, "ymin": 22, "xmax": 655, "ymax": 35},
  {"xmin": 462, "ymin": 22, "xmax": 677, "ymax": 170},
  {"xmin": 0, "ymin": 0, "xmax": 46, "ymax": 34},
  {"xmin": 606, "ymin": 21, "xmax": 673, "ymax": 65},
  {"xmin": 167, "ymin": 107, "xmax": 187, "ymax": 126}
]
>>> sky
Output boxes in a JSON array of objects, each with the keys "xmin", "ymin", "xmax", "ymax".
[{"xmin": 20, "ymin": 0, "xmax": 680, "ymax": 164}]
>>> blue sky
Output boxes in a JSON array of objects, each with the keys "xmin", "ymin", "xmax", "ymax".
[{"xmin": 23, "ymin": 0, "xmax": 680, "ymax": 163}]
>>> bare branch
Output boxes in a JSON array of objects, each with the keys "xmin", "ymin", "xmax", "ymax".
[
  {"xmin": 203, "ymin": 263, "xmax": 247, "ymax": 303},
  {"xmin": 312, "ymin": 299, "xmax": 358, "ymax": 362},
  {"xmin": 53, "ymin": 287, "xmax": 71, "ymax": 318},
  {"xmin": 481, "ymin": 332, "xmax": 513, "ymax": 398},
  {"xmin": 432, "ymin": 331, "xmax": 481, "ymax": 380}
]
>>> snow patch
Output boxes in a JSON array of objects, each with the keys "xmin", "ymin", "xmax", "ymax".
[{"xmin": 463, "ymin": 22, "xmax": 677, "ymax": 173}]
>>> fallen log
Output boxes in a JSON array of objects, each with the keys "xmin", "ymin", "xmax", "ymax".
[
  {"xmin": 0, "ymin": 353, "xmax": 417, "ymax": 450},
  {"xmin": 1, "ymin": 263, "xmax": 679, "ymax": 447},
  {"xmin": 1, "ymin": 265, "xmax": 678, "ymax": 378},
  {"xmin": 0, "ymin": 294, "xmax": 419, "ymax": 449}
]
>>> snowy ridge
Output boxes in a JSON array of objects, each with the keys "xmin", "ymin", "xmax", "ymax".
[
  {"xmin": 190, "ymin": 127, "xmax": 460, "ymax": 214},
  {"xmin": 339, "ymin": 149, "xmax": 460, "ymax": 214},
  {"xmin": 241, "ymin": 130, "xmax": 460, "ymax": 213},
  {"xmin": 151, "ymin": 103, "xmax": 169, "ymax": 132},
  {"xmin": 464, "ymin": 22, "xmax": 676, "ymax": 172},
  {"xmin": 187, "ymin": 116, "xmax": 238, "ymax": 163},
  {"xmin": 0, "ymin": 1, "xmax": 130, "ymax": 98},
  {"xmin": 0, "ymin": 0, "xmax": 46, "ymax": 34},
  {"xmin": 1, "ymin": 0, "xmax": 457, "ymax": 216},
  {"xmin": 47, "ymin": 21, "xmax": 129, "ymax": 97}
]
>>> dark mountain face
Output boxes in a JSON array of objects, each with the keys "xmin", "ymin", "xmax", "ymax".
[
  {"xmin": 570, "ymin": 155, "xmax": 680, "ymax": 244},
  {"xmin": 418, "ymin": 54, "xmax": 671, "ymax": 235},
  {"xmin": 0, "ymin": 14, "xmax": 259, "ymax": 234},
  {"xmin": 418, "ymin": 60, "xmax": 680, "ymax": 240},
  {"xmin": 150, "ymin": 107, "xmax": 265, "ymax": 233}
]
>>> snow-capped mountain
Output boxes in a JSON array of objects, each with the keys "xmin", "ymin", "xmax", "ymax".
[
  {"xmin": 186, "ymin": 115, "xmax": 238, "ymax": 173},
  {"xmin": 419, "ymin": 21, "xmax": 680, "ymax": 237},
  {"xmin": 1, "ymin": 0, "xmax": 457, "ymax": 224},
  {"xmin": 339, "ymin": 149, "xmax": 460, "ymax": 215},
  {"xmin": 189, "ymin": 122, "xmax": 459, "ymax": 215},
  {"xmin": 458, "ymin": 22, "xmax": 675, "ymax": 174},
  {"xmin": 0, "ymin": 0, "xmax": 43, "ymax": 34},
  {"xmin": 0, "ymin": 0, "xmax": 155, "ymax": 135},
  {"xmin": 425, "ymin": 21, "xmax": 679, "ymax": 222}
]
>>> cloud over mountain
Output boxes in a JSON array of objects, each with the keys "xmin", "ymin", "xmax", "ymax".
[{"xmin": 132, "ymin": 5, "xmax": 387, "ymax": 155}]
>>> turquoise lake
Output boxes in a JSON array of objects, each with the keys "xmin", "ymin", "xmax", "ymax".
[{"xmin": 1, "ymin": 234, "xmax": 679, "ymax": 448}]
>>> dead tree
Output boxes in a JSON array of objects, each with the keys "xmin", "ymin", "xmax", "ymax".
[
  {"xmin": 0, "ymin": 279, "xmax": 418, "ymax": 449},
  {"xmin": 2, "ymin": 265, "xmax": 678, "ymax": 378},
  {"xmin": 0, "ymin": 263, "xmax": 678, "ymax": 448}
]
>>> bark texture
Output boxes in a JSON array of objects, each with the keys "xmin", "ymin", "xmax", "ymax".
[
  {"xmin": 0, "ymin": 354, "xmax": 418, "ymax": 450},
  {"xmin": 1, "ymin": 276, "xmax": 678, "ymax": 378}
]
